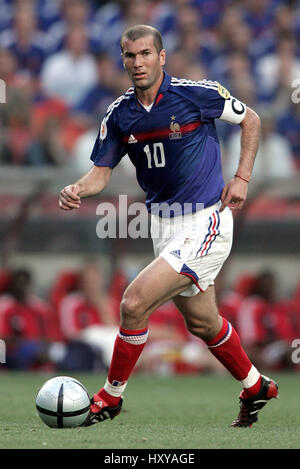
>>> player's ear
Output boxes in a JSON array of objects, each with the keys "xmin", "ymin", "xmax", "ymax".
[{"xmin": 159, "ymin": 49, "xmax": 166, "ymax": 67}]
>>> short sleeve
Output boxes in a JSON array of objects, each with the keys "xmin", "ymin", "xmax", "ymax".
[
  {"xmin": 192, "ymin": 81, "xmax": 246, "ymax": 124},
  {"xmin": 90, "ymin": 113, "xmax": 126, "ymax": 168},
  {"xmin": 197, "ymin": 82, "xmax": 228, "ymax": 121}
]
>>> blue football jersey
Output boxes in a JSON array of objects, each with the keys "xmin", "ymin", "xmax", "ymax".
[{"xmin": 90, "ymin": 72, "xmax": 246, "ymax": 215}]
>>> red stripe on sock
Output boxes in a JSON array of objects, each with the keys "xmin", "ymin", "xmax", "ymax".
[
  {"xmin": 206, "ymin": 317, "xmax": 229, "ymax": 346},
  {"xmin": 119, "ymin": 326, "xmax": 148, "ymax": 336}
]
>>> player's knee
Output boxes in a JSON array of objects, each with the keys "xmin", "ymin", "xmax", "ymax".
[
  {"xmin": 120, "ymin": 292, "xmax": 145, "ymax": 326},
  {"xmin": 186, "ymin": 319, "xmax": 217, "ymax": 341}
]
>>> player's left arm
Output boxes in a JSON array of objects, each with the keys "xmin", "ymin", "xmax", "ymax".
[{"xmin": 220, "ymin": 106, "xmax": 261, "ymax": 212}]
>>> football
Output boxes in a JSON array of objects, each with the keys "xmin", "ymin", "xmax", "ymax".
[{"xmin": 35, "ymin": 376, "xmax": 90, "ymax": 428}]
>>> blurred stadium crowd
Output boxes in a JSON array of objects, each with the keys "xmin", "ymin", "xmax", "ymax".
[
  {"xmin": 0, "ymin": 0, "xmax": 300, "ymax": 374},
  {"xmin": 0, "ymin": 0, "xmax": 299, "ymax": 174},
  {"xmin": 0, "ymin": 262, "xmax": 299, "ymax": 374}
]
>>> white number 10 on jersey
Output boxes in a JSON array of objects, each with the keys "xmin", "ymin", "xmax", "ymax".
[{"xmin": 143, "ymin": 143, "xmax": 166, "ymax": 168}]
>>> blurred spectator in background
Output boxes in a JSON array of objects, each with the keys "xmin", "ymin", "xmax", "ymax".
[
  {"xmin": 170, "ymin": 4, "xmax": 218, "ymax": 70},
  {"xmin": 92, "ymin": 0, "xmax": 152, "ymax": 68},
  {"xmin": 219, "ymin": 273, "xmax": 258, "ymax": 331},
  {"xmin": 277, "ymin": 278, "xmax": 300, "ymax": 344},
  {"xmin": 0, "ymin": 268, "xmax": 58, "ymax": 369},
  {"xmin": 49, "ymin": 269, "xmax": 80, "ymax": 312},
  {"xmin": 25, "ymin": 114, "xmax": 67, "ymax": 166},
  {"xmin": 0, "ymin": 47, "xmax": 34, "ymax": 165},
  {"xmin": 57, "ymin": 262, "xmax": 118, "ymax": 370},
  {"xmin": 40, "ymin": 25, "xmax": 98, "ymax": 107},
  {"xmin": 58, "ymin": 261, "xmax": 118, "ymax": 340},
  {"xmin": 44, "ymin": 0, "xmax": 98, "ymax": 54},
  {"xmin": 212, "ymin": 18, "xmax": 254, "ymax": 82},
  {"xmin": 70, "ymin": 51, "xmax": 131, "ymax": 172},
  {"xmin": 224, "ymin": 108, "xmax": 295, "ymax": 186},
  {"xmin": 236, "ymin": 270, "xmax": 295, "ymax": 370},
  {"xmin": 165, "ymin": 49, "xmax": 192, "ymax": 78},
  {"xmin": 214, "ymin": 51, "xmax": 257, "ymax": 144},
  {"xmin": 255, "ymin": 32, "xmax": 300, "ymax": 109},
  {"xmin": 71, "ymin": 52, "xmax": 125, "ymax": 127},
  {"xmin": 139, "ymin": 300, "xmax": 225, "ymax": 376},
  {"xmin": 0, "ymin": 3, "xmax": 46, "ymax": 78},
  {"xmin": 242, "ymin": 0, "xmax": 275, "ymax": 39},
  {"xmin": 277, "ymin": 102, "xmax": 300, "ymax": 169}
]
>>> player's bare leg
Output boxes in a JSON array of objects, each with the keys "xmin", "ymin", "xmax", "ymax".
[
  {"xmin": 173, "ymin": 288, "xmax": 279, "ymax": 427},
  {"xmin": 120, "ymin": 257, "xmax": 193, "ymax": 330},
  {"xmin": 83, "ymin": 257, "xmax": 193, "ymax": 426}
]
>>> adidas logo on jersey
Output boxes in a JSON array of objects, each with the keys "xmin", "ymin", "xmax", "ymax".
[
  {"xmin": 128, "ymin": 134, "xmax": 137, "ymax": 144},
  {"xmin": 170, "ymin": 249, "xmax": 181, "ymax": 259}
]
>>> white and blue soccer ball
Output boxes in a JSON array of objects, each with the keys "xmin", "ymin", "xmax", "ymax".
[{"xmin": 36, "ymin": 376, "xmax": 90, "ymax": 428}]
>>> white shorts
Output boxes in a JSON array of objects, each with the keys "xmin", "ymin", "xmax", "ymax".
[{"xmin": 151, "ymin": 201, "xmax": 233, "ymax": 297}]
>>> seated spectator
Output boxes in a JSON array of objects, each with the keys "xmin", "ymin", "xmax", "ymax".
[
  {"xmin": 49, "ymin": 269, "xmax": 80, "ymax": 312},
  {"xmin": 40, "ymin": 25, "xmax": 98, "ymax": 107},
  {"xmin": 0, "ymin": 85, "xmax": 33, "ymax": 165},
  {"xmin": 0, "ymin": 268, "xmax": 59, "ymax": 369},
  {"xmin": 255, "ymin": 33, "xmax": 300, "ymax": 106},
  {"xmin": 25, "ymin": 114, "xmax": 67, "ymax": 166},
  {"xmin": 224, "ymin": 109, "xmax": 295, "ymax": 186},
  {"xmin": 138, "ymin": 301, "xmax": 225, "ymax": 375},
  {"xmin": 71, "ymin": 52, "xmax": 122, "ymax": 126},
  {"xmin": 0, "ymin": 48, "xmax": 37, "ymax": 165},
  {"xmin": 275, "ymin": 279, "xmax": 300, "ymax": 343},
  {"xmin": 212, "ymin": 22, "xmax": 254, "ymax": 83},
  {"xmin": 0, "ymin": 4, "xmax": 46, "ymax": 77},
  {"xmin": 58, "ymin": 262, "xmax": 118, "ymax": 340},
  {"xmin": 43, "ymin": 0, "xmax": 98, "ymax": 54},
  {"xmin": 58, "ymin": 262, "xmax": 118, "ymax": 369},
  {"xmin": 237, "ymin": 271, "xmax": 294, "ymax": 370},
  {"xmin": 277, "ymin": 102, "xmax": 300, "ymax": 169},
  {"xmin": 91, "ymin": 0, "xmax": 152, "ymax": 69},
  {"xmin": 242, "ymin": 0, "xmax": 275, "ymax": 39},
  {"xmin": 219, "ymin": 273, "xmax": 258, "ymax": 331},
  {"xmin": 171, "ymin": 4, "xmax": 218, "ymax": 71}
]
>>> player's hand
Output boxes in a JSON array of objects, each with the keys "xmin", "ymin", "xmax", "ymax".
[
  {"xmin": 219, "ymin": 178, "xmax": 248, "ymax": 212},
  {"xmin": 59, "ymin": 184, "xmax": 81, "ymax": 210}
]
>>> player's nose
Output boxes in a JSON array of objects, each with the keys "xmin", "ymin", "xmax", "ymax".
[{"xmin": 133, "ymin": 54, "xmax": 143, "ymax": 67}]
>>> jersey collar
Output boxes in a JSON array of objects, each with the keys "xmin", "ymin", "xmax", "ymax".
[{"xmin": 134, "ymin": 71, "xmax": 171, "ymax": 109}]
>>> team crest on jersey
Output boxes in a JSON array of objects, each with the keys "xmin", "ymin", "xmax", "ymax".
[
  {"xmin": 217, "ymin": 83, "xmax": 230, "ymax": 100},
  {"xmin": 169, "ymin": 115, "xmax": 182, "ymax": 139},
  {"xmin": 99, "ymin": 118, "xmax": 107, "ymax": 141}
]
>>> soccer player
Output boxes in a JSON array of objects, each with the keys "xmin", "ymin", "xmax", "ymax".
[{"xmin": 59, "ymin": 25, "xmax": 278, "ymax": 427}]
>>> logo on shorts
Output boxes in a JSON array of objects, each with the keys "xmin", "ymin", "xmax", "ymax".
[{"xmin": 170, "ymin": 249, "xmax": 181, "ymax": 259}]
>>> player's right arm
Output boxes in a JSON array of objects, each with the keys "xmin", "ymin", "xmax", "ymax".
[
  {"xmin": 59, "ymin": 165, "xmax": 112, "ymax": 211},
  {"xmin": 59, "ymin": 96, "xmax": 127, "ymax": 211}
]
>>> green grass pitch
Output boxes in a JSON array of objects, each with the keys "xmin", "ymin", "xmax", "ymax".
[{"xmin": 0, "ymin": 371, "xmax": 299, "ymax": 449}]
